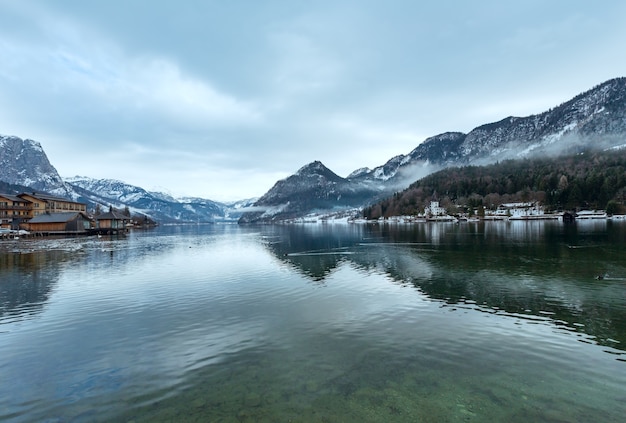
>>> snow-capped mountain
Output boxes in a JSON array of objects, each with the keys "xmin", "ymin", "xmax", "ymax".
[
  {"xmin": 238, "ymin": 161, "xmax": 383, "ymax": 223},
  {"xmin": 241, "ymin": 77, "xmax": 626, "ymax": 222},
  {"xmin": 353, "ymin": 77, "xmax": 626, "ymax": 184},
  {"xmin": 65, "ymin": 176, "xmax": 237, "ymax": 223},
  {"xmin": 4, "ymin": 77, "xmax": 626, "ymax": 224},
  {"xmin": 0, "ymin": 135, "xmax": 74, "ymax": 198},
  {"xmin": 66, "ymin": 176, "xmax": 160, "ymax": 205},
  {"xmin": 0, "ymin": 136, "xmax": 249, "ymax": 223}
]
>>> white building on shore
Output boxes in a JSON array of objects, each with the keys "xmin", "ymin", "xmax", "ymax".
[
  {"xmin": 425, "ymin": 201, "xmax": 446, "ymax": 217},
  {"xmin": 490, "ymin": 202, "xmax": 548, "ymax": 219}
]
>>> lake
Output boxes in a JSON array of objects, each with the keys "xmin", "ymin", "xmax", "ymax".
[{"xmin": 1, "ymin": 221, "xmax": 625, "ymax": 422}]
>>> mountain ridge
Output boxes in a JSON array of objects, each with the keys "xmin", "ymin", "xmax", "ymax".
[
  {"xmin": 238, "ymin": 160, "xmax": 382, "ymax": 223},
  {"xmin": 65, "ymin": 176, "xmax": 250, "ymax": 223},
  {"xmin": 363, "ymin": 148, "xmax": 626, "ymax": 219},
  {"xmin": 2, "ymin": 77, "xmax": 626, "ymax": 223},
  {"xmin": 240, "ymin": 77, "xmax": 626, "ymax": 222},
  {"xmin": 350, "ymin": 77, "xmax": 626, "ymax": 183},
  {"xmin": 0, "ymin": 143, "xmax": 247, "ymax": 223}
]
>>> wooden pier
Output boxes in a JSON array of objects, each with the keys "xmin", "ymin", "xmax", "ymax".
[
  {"xmin": 1, "ymin": 229, "xmax": 132, "ymax": 241},
  {"xmin": 1, "ymin": 230, "xmax": 91, "ymax": 240}
]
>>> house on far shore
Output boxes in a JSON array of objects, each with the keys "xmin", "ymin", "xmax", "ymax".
[
  {"xmin": 95, "ymin": 210, "xmax": 130, "ymax": 234},
  {"xmin": 24, "ymin": 212, "xmax": 93, "ymax": 234},
  {"xmin": 425, "ymin": 201, "xmax": 447, "ymax": 217}
]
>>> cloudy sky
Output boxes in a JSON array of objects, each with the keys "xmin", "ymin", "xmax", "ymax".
[{"xmin": 1, "ymin": 1, "xmax": 625, "ymax": 202}]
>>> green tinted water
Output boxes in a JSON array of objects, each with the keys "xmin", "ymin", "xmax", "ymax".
[{"xmin": 1, "ymin": 221, "xmax": 624, "ymax": 422}]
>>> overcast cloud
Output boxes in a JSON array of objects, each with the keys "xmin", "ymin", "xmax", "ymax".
[{"xmin": 1, "ymin": 1, "xmax": 625, "ymax": 201}]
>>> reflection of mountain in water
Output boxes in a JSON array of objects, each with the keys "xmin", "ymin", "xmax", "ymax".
[
  {"xmin": 0, "ymin": 251, "xmax": 66, "ymax": 322},
  {"xmin": 260, "ymin": 222, "xmax": 626, "ymax": 352},
  {"xmin": 260, "ymin": 225, "xmax": 366, "ymax": 281}
]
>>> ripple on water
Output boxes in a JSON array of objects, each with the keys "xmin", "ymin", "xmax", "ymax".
[{"xmin": 2, "ymin": 225, "xmax": 626, "ymax": 423}]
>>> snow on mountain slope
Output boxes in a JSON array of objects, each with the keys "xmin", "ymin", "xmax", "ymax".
[
  {"xmin": 65, "ymin": 176, "xmax": 232, "ymax": 223},
  {"xmin": 4, "ymin": 77, "xmax": 626, "ymax": 224},
  {"xmin": 0, "ymin": 134, "xmax": 71, "ymax": 196},
  {"xmin": 65, "ymin": 176, "xmax": 152, "ymax": 204},
  {"xmin": 244, "ymin": 77, "xmax": 626, "ymax": 222},
  {"xmin": 347, "ymin": 78, "xmax": 626, "ymax": 184},
  {"xmin": 239, "ymin": 161, "xmax": 381, "ymax": 223}
]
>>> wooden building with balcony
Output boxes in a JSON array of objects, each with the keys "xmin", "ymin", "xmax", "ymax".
[
  {"xmin": 17, "ymin": 192, "xmax": 87, "ymax": 218},
  {"xmin": 0, "ymin": 193, "xmax": 32, "ymax": 230}
]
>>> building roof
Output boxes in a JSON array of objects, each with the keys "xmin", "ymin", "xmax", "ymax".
[
  {"xmin": 0, "ymin": 193, "xmax": 29, "ymax": 203},
  {"xmin": 18, "ymin": 192, "xmax": 85, "ymax": 205},
  {"xmin": 28, "ymin": 212, "xmax": 90, "ymax": 224},
  {"xmin": 95, "ymin": 210, "xmax": 129, "ymax": 220}
]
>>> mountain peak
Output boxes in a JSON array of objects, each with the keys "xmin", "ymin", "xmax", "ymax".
[
  {"xmin": 243, "ymin": 77, "xmax": 626, "ymax": 222},
  {"xmin": 239, "ymin": 160, "xmax": 378, "ymax": 223},
  {"xmin": 296, "ymin": 160, "xmax": 332, "ymax": 176},
  {"xmin": 0, "ymin": 134, "xmax": 68, "ymax": 196}
]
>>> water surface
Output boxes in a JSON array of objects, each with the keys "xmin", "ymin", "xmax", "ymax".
[{"xmin": 1, "ymin": 221, "xmax": 625, "ymax": 422}]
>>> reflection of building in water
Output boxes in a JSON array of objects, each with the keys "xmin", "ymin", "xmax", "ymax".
[
  {"xmin": 424, "ymin": 222, "xmax": 446, "ymax": 245},
  {"xmin": 483, "ymin": 220, "xmax": 549, "ymax": 242},
  {"xmin": 573, "ymin": 219, "xmax": 608, "ymax": 232},
  {"xmin": 0, "ymin": 252, "xmax": 59, "ymax": 322}
]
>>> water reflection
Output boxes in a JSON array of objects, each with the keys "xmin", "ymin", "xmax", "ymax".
[
  {"xmin": 260, "ymin": 224, "xmax": 365, "ymax": 281},
  {"xmin": 1, "ymin": 223, "xmax": 624, "ymax": 422},
  {"xmin": 259, "ymin": 222, "xmax": 626, "ymax": 353},
  {"xmin": 0, "ymin": 251, "xmax": 66, "ymax": 323},
  {"xmin": 0, "ymin": 234, "xmax": 151, "ymax": 324}
]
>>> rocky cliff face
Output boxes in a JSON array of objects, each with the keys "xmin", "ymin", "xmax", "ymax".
[
  {"xmin": 0, "ymin": 137, "xmax": 239, "ymax": 223},
  {"xmin": 0, "ymin": 135, "xmax": 70, "ymax": 196},
  {"xmin": 459, "ymin": 78, "xmax": 626, "ymax": 160}
]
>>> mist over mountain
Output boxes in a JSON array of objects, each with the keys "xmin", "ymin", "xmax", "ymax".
[
  {"xmin": 3, "ymin": 78, "xmax": 626, "ymax": 224},
  {"xmin": 238, "ymin": 161, "xmax": 382, "ymax": 223},
  {"xmin": 364, "ymin": 148, "xmax": 626, "ymax": 220},
  {"xmin": 240, "ymin": 77, "xmax": 626, "ymax": 223},
  {"xmin": 352, "ymin": 78, "xmax": 626, "ymax": 183}
]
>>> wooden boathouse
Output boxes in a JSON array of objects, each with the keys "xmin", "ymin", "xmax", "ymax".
[
  {"xmin": 94, "ymin": 210, "xmax": 130, "ymax": 235},
  {"xmin": 23, "ymin": 211, "xmax": 93, "ymax": 235}
]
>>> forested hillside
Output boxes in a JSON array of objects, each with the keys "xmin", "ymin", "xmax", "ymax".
[{"xmin": 363, "ymin": 149, "xmax": 626, "ymax": 219}]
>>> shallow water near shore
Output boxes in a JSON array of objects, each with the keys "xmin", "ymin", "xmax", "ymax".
[{"xmin": 1, "ymin": 221, "xmax": 625, "ymax": 422}]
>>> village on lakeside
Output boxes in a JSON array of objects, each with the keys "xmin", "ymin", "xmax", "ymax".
[
  {"xmin": 360, "ymin": 200, "xmax": 622, "ymax": 224},
  {"xmin": 2, "ymin": 192, "xmax": 624, "ymax": 237},
  {"xmin": 0, "ymin": 192, "xmax": 156, "ymax": 239}
]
